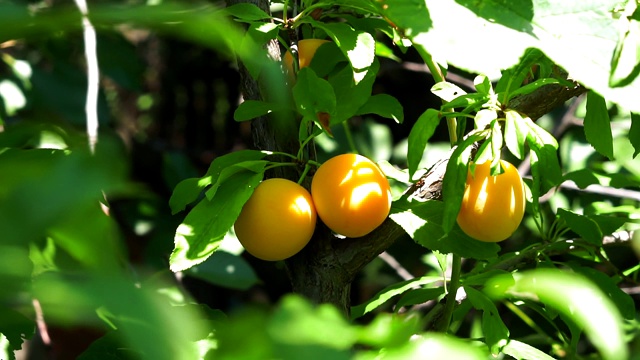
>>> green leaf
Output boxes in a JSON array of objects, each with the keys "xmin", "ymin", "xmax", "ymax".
[
  {"xmin": 585, "ymin": 91, "xmax": 614, "ymax": 160},
  {"xmin": 222, "ymin": 3, "xmax": 271, "ymax": 21},
  {"xmin": 169, "ymin": 150, "xmax": 268, "ymax": 214},
  {"xmin": 495, "ymin": 48, "xmax": 545, "ymax": 97},
  {"xmin": 357, "ymin": 313, "xmax": 422, "ymax": 348},
  {"xmin": 473, "ymin": 74, "xmax": 492, "ymax": 95},
  {"xmin": 506, "ymin": 78, "xmax": 570, "ymax": 102},
  {"xmin": 609, "ymin": 15, "xmax": 640, "ymax": 88},
  {"xmin": 326, "ymin": 60, "xmax": 379, "ymax": 124},
  {"xmin": 465, "ymin": 286, "xmax": 509, "ymax": 355},
  {"xmin": 355, "ymin": 94, "xmax": 404, "ymax": 123},
  {"xmin": 630, "ymin": 112, "xmax": 640, "ymax": 158},
  {"xmin": 441, "ymin": 132, "xmax": 486, "ymax": 233},
  {"xmin": 524, "ymin": 116, "xmax": 562, "ymax": 194},
  {"xmin": 395, "ymin": 287, "xmax": 444, "ymax": 309},
  {"xmin": 185, "ymin": 250, "xmax": 259, "ymax": 291},
  {"xmin": 407, "ymin": 108, "xmax": 441, "ymax": 179},
  {"xmin": 504, "ymin": 110, "xmax": 529, "ymax": 160},
  {"xmin": 431, "ymin": 81, "xmax": 468, "ymax": 102},
  {"xmin": 485, "ymin": 268, "xmax": 628, "ymax": 360},
  {"xmin": 0, "ymin": 306, "xmax": 34, "ymax": 358},
  {"xmin": 316, "ymin": 22, "xmax": 376, "ymax": 73},
  {"xmin": 293, "ymin": 67, "xmax": 336, "ymax": 123},
  {"xmin": 502, "ymin": 339, "xmax": 556, "ymax": 360},
  {"xmin": 389, "ymin": 199, "xmax": 500, "ymax": 260},
  {"xmin": 562, "ymin": 168, "xmax": 601, "ymax": 189},
  {"xmin": 234, "ymin": 100, "xmax": 288, "ymax": 122},
  {"xmin": 350, "ymin": 275, "xmax": 441, "ymax": 319},
  {"xmin": 205, "ymin": 160, "xmax": 268, "ymax": 200},
  {"xmin": 557, "ymin": 208, "xmax": 603, "ymax": 245},
  {"xmin": 169, "ymin": 170, "xmax": 263, "ymax": 272}
]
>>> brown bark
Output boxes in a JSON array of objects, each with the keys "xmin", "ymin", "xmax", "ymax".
[{"xmin": 227, "ymin": 0, "xmax": 588, "ymax": 315}]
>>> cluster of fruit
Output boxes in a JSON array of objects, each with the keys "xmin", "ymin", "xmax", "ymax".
[{"xmin": 234, "ymin": 154, "xmax": 393, "ymax": 261}]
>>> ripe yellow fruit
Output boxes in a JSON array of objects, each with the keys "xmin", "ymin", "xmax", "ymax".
[
  {"xmin": 311, "ymin": 154, "xmax": 392, "ymax": 238},
  {"xmin": 456, "ymin": 160, "xmax": 525, "ymax": 242},
  {"xmin": 234, "ymin": 178, "xmax": 316, "ymax": 261},
  {"xmin": 283, "ymin": 39, "xmax": 330, "ymax": 82}
]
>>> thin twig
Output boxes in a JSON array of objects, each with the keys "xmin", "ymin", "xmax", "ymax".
[{"xmin": 378, "ymin": 251, "xmax": 414, "ymax": 281}]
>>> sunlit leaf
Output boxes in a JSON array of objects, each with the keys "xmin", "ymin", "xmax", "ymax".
[
  {"xmin": 465, "ymin": 286, "xmax": 509, "ymax": 355},
  {"xmin": 407, "ymin": 108, "xmax": 441, "ymax": 178}
]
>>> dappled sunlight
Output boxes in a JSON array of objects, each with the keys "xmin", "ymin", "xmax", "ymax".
[{"xmin": 349, "ymin": 182, "xmax": 383, "ymax": 210}]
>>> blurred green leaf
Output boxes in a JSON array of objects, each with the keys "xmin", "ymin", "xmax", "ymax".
[
  {"xmin": 485, "ymin": 268, "xmax": 628, "ymax": 360},
  {"xmin": 609, "ymin": 14, "xmax": 640, "ymax": 88},
  {"xmin": 34, "ymin": 272, "xmax": 206, "ymax": 360},
  {"xmin": 562, "ymin": 168, "xmax": 601, "ymax": 189},
  {"xmin": 169, "ymin": 170, "xmax": 263, "ymax": 272},
  {"xmin": 357, "ymin": 313, "xmax": 421, "ymax": 348},
  {"xmin": 0, "ymin": 307, "xmax": 34, "ymax": 359},
  {"xmin": 585, "ymin": 91, "xmax": 614, "ymax": 160},
  {"xmin": 395, "ymin": 287, "xmax": 444, "ymax": 309},
  {"xmin": 354, "ymin": 332, "xmax": 486, "ymax": 360},
  {"xmin": 185, "ymin": 250, "xmax": 259, "ymax": 291},
  {"xmin": 351, "ymin": 275, "xmax": 441, "ymax": 319},
  {"xmin": 502, "ymin": 339, "xmax": 556, "ymax": 360}
]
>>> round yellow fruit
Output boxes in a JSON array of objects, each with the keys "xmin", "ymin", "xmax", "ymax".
[
  {"xmin": 234, "ymin": 178, "xmax": 316, "ymax": 261},
  {"xmin": 311, "ymin": 154, "xmax": 392, "ymax": 238},
  {"xmin": 456, "ymin": 160, "xmax": 525, "ymax": 242},
  {"xmin": 283, "ymin": 39, "xmax": 330, "ymax": 82}
]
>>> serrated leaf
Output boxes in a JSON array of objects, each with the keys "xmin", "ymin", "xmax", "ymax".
[
  {"xmin": 485, "ymin": 268, "xmax": 628, "ymax": 360},
  {"xmin": 222, "ymin": 3, "xmax": 271, "ymax": 21},
  {"xmin": 407, "ymin": 108, "xmax": 441, "ymax": 178},
  {"xmin": 557, "ymin": 208, "xmax": 603, "ymax": 246},
  {"xmin": 234, "ymin": 100, "xmax": 287, "ymax": 122},
  {"xmin": 585, "ymin": 91, "xmax": 614, "ymax": 160},
  {"xmin": 630, "ymin": 112, "xmax": 640, "ymax": 158},
  {"xmin": 293, "ymin": 68, "xmax": 337, "ymax": 123},
  {"xmin": 185, "ymin": 250, "xmax": 259, "ymax": 290},
  {"xmin": 465, "ymin": 286, "xmax": 509, "ymax": 355},
  {"xmin": 355, "ymin": 94, "xmax": 404, "ymax": 123},
  {"xmin": 504, "ymin": 110, "xmax": 528, "ymax": 160},
  {"xmin": 170, "ymin": 170, "xmax": 263, "ymax": 272},
  {"xmin": 502, "ymin": 339, "xmax": 556, "ymax": 360},
  {"xmin": 350, "ymin": 275, "xmax": 441, "ymax": 319}
]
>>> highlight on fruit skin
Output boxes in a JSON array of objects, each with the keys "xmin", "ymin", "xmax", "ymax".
[
  {"xmin": 234, "ymin": 178, "xmax": 317, "ymax": 261},
  {"xmin": 282, "ymin": 39, "xmax": 330, "ymax": 82},
  {"xmin": 456, "ymin": 159, "xmax": 526, "ymax": 242},
  {"xmin": 311, "ymin": 153, "xmax": 392, "ymax": 238}
]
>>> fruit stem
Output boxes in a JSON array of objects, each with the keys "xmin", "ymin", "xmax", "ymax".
[
  {"xmin": 342, "ymin": 121, "xmax": 358, "ymax": 154},
  {"xmin": 436, "ymin": 253, "xmax": 462, "ymax": 333},
  {"xmin": 297, "ymin": 163, "xmax": 311, "ymax": 185}
]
